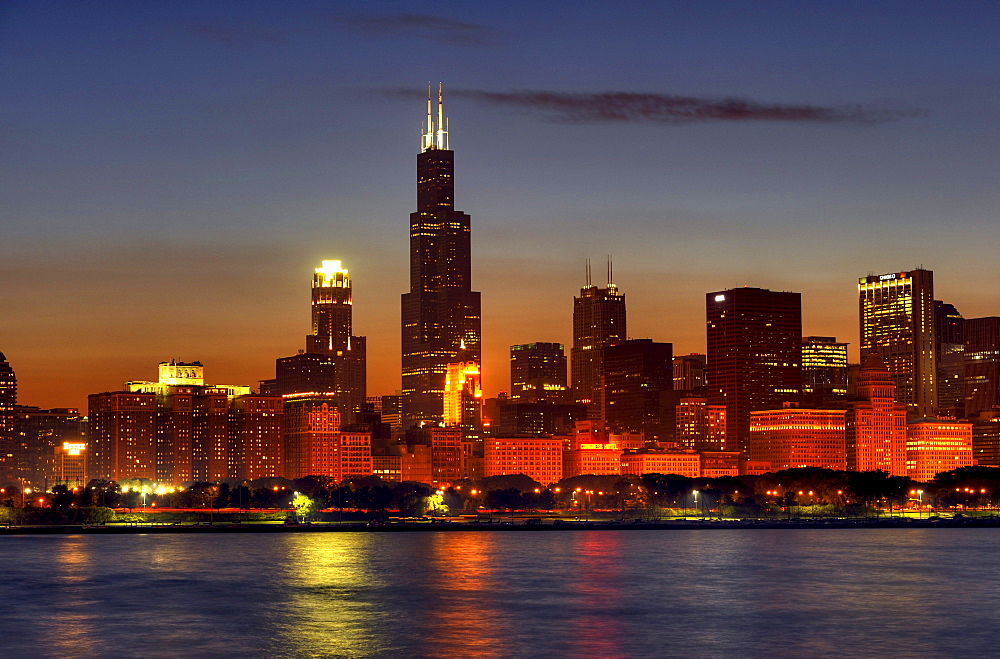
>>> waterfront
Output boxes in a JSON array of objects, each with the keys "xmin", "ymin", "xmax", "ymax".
[{"xmin": 4, "ymin": 529, "xmax": 1000, "ymax": 657}]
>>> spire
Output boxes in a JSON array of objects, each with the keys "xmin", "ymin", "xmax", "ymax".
[{"xmin": 421, "ymin": 82, "xmax": 449, "ymax": 152}]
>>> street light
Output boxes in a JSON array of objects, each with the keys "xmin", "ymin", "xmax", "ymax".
[{"xmin": 693, "ymin": 490, "xmax": 699, "ymax": 519}]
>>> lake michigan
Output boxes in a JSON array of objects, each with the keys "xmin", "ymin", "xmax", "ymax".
[{"xmin": 3, "ymin": 528, "xmax": 999, "ymax": 657}]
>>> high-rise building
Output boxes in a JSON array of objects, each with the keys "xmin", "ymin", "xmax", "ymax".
[
  {"xmin": 801, "ymin": 336, "xmax": 849, "ymax": 400},
  {"xmin": 401, "ymin": 85, "xmax": 481, "ymax": 427},
  {"xmin": 934, "ymin": 301, "xmax": 965, "ymax": 417},
  {"xmin": 510, "ymin": 342, "xmax": 568, "ymax": 402},
  {"xmin": 571, "ymin": 263, "xmax": 626, "ymax": 413},
  {"xmin": 282, "ymin": 395, "xmax": 371, "ymax": 481},
  {"xmin": 602, "ymin": 339, "xmax": 673, "ymax": 438},
  {"xmin": 964, "ymin": 317, "xmax": 1000, "ymax": 418},
  {"xmin": 859, "ymin": 269, "xmax": 937, "ymax": 417},
  {"xmin": 672, "ymin": 354, "xmax": 707, "ymax": 392},
  {"xmin": 706, "ymin": 287, "xmax": 802, "ymax": 455},
  {"xmin": 675, "ymin": 396, "xmax": 728, "ymax": 451},
  {"xmin": 13, "ymin": 406, "xmax": 87, "ymax": 490},
  {"xmin": 845, "ymin": 352, "xmax": 908, "ymax": 476},
  {"xmin": 443, "ymin": 360, "xmax": 482, "ymax": 433},
  {"xmin": 0, "ymin": 353, "xmax": 16, "ymax": 485},
  {"xmin": 88, "ymin": 391, "xmax": 157, "ymax": 482}
]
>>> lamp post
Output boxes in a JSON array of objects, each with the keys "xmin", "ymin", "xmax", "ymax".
[{"xmin": 693, "ymin": 490, "xmax": 699, "ymax": 519}]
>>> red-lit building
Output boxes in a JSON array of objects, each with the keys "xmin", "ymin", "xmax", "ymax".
[
  {"xmin": 620, "ymin": 449, "xmax": 701, "ymax": 478},
  {"xmin": 484, "ymin": 437, "xmax": 563, "ymax": 485},
  {"xmin": 283, "ymin": 396, "xmax": 370, "ymax": 481},
  {"xmin": 675, "ymin": 396, "xmax": 728, "ymax": 451},
  {"xmin": 749, "ymin": 406, "xmax": 847, "ymax": 471},
  {"xmin": 88, "ymin": 391, "xmax": 157, "ymax": 482},
  {"xmin": 846, "ymin": 353, "xmax": 907, "ymax": 476},
  {"xmin": 906, "ymin": 418, "xmax": 973, "ymax": 482}
]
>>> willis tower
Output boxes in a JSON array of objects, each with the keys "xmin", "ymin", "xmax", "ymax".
[{"xmin": 401, "ymin": 84, "xmax": 481, "ymax": 427}]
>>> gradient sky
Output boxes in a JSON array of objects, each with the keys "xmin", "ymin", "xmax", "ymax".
[{"xmin": 3, "ymin": 1, "xmax": 998, "ymax": 410}]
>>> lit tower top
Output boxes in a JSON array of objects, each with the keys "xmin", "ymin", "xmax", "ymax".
[
  {"xmin": 308, "ymin": 259, "xmax": 353, "ymax": 354},
  {"xmin": 421, "ymin": 82, "xmax": 449, "ymax": 152}
]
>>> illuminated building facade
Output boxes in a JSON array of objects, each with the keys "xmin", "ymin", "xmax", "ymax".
[
  {"xmin": 602, "ymin": 339, "xmax": 673, "ymax": 438},
  {"xmin": 571, "ymin": 264, "xmax": 626, "ymax": 414},
  {"xmin": 749, "ymin": 407, "xmax": 847, "ymax": 471},
  {"xmin": 934, "ymin": 301, "xmax": 965, "ymax": 417},
  {"xmin": 699, "ymin": 451, "xmax": 741, "ymax": 478},
  {"xmin": 675, "ymin": 396, "xmax": 727, "ymax": 451},
  {"xmin": 620, "ymin": 449, "xmax": 700, "ymax": 478},
  {"xmin": 88, "ymin": 391, "xmax": 157, "ymax": 481},
  {"xmin": 282, "ymin": 396, "xmax": 371, "ymax": 481},
  {"xmin": 0, "ymin": 352, "xmax": 16, "ymax": 485},
  {"xmin": 228, "ymin": 395, "xmax": 284, "ymax": 481},
  {"xmin": 562, "ymin": 421, "xmax": 622, "ymax": 477},
  {"xmin": 801, "ymin": 336, "xmax": 848, "ymax": 400},
  {"xmin": 859, "ymin": 269, "xmax": 937, "ymax": 417},
  {"xmin": 53, "ymin": 441, "xmax": 88, "ymax": 486},
  {"xmin": 401, "ymin": 85, "xmax": 482, "ymax": 427},
  {"xmin": 443, "ymin": 360, "xmax": 482, "ymax": 433},
  {"xmin": 706, "ymin": 287, "xmax": 802, "ymax": 455},
  {"xmin": 905, "ymin": 418, "xmax": 973, "ymax": 482},
  {"xmin": 430, "ymin": 426, "xmax": 463, "ymax": 486},
  {"xmin": 964, "ymin": 317, "xmax": 1000, "ymax": 417},
  {"xmin": 672, "ymin": 353, "xmax": 706, "ymax": 392},
  {"xmin": 484, "ymin": 437, "xmax": 563, "ymax": 485},
  {"xmin": 845, "ymin": 353, "xmax": 908, "ymax": 476},
  {"xmin": 970, "ymin": 410, "xmax": 1000, "ymax": 467},
  {"xmin": 13, "ymin": 406, "xmax": 87, "ymax": 490},
  {"xmin": 510, "ymin": 342, "xmax": 568, "ymax": 402}
]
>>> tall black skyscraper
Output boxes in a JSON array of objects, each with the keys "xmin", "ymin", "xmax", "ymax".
[
  {"xmin": 401, "ymin": 85, "xmax": 481, "ymax": 427},
  {"xmin": 571, "ymin": 260, "xmax": 626, "ymax": 416},
  {"xmin": 0, "ymin": 352, "xmax": 16, "ymax": 485}
]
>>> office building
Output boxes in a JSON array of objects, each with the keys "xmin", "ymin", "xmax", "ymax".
[
  {"xmin": 13, "ymin": 407, "xmax": 87, "ymax": 490},
  {"xmin": 619, "ymin": 449, "xmax": 701, "ymax": 478},
  {"xmin": 934, "ymin": 301, "xmax": 965, "ymax": 417},
  {"xmin": 706, "ymin": 287, "xmax": 802, "ymax": 455},
  {"xmin": 0, "ymin": 353, "xmax": 16, "ymax": 485},
  {"xmin": 401, "ymin": 85, "xmax": 482, "ymax": 427},
  {"xmin": 571, "ymin": 261, "xmax": 626, "ymax": 414},
  {"xmin": 801, "ymin": 336, "xmax": 849, "ymax": 400},
  {"xmin": 282, "ymin": 396, "xmax": 371, "ymax": 481},
  {"xmin": 905, "ymin": 418, "xmax": 973, "ymax": 482},
  {"xmin": 602, "ymin": 339, "xmax": 673, "ymax": 438},
  {"xmin": 964, "ymin": 317, "xmax": 1000, "ymax": 417},
  {"xmin": 484, "ymin": 437, "xmax": 563, "ymax": 485},
  {"xmin": 675, "ymin": 396, "xmax": 728, "ymax": 451},
  {"xmin": 510, "ymin": 342, "xmax": 568, "ymax": 402},
  {"xmin": 672, "ymin": 353, "xmax": 707, "ymax": 392},
  {"xmin": 749, "ymin": 406, "xmax": 847, "ymax": 471},
  {"xmin": 859, "ymin": 269, "xmax": 936, "ymax": 417},
  {"xmin": 970, "ymin": 410, "xmax": 1000, "ymax": 467},
  {"xmin": 845, "ymin": 352, "xmax": 908, "ymax": 476}
]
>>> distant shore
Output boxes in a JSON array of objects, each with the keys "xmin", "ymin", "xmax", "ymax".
[{"xmin": 4, "ymin": 516, "xmax": 1000, "ymax": 535}]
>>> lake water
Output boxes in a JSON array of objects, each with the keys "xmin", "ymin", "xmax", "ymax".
[{"xmin": 3, "ymin": 528, "xmax": 999, "ymax": 657}]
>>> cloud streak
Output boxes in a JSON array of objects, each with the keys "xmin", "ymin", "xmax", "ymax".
[
  {"xmin": 387, "ymin": 88, "xmax": 920, "ymax": 125},
  {"xmin": 329, "ymin": 13, "xmax": 498, "ymax": 46}
]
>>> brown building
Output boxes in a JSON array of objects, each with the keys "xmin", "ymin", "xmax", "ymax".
[
  {"xmin": 846, "ymin": 353, "xmax": 908, "ymax": 476},
  {"xmin": 965, "ymin": 317, "xmax": 1000, "ymax": 417},
  {"xmin": 229, "ymin": 395, "xmax": 284, "ymax": 481},
  {"xmin": 707, "ymin": 287, "xmax": 803, "ymax": 455},
  {"xmin": 283, "ymin": 396, "xmax": 370, "ymax": 481},
  {"xmin": 749, "ymin": 407, "xmax": 847, "ymax": 471},
  {"xmin": 53, "ymin": 440, "xmax": 88, "ymax": 486},
  {"xmin": 88, "ymin": 391, "xmax": 157, "ymax": 482},
  {"xmin": 906, "ymin": 418, "xmax": 973, "ymax": 482},
  {"xmin": 602, "ymin": 339, "xmax": 673, "ymax": 438},
  {"xmin": 675, "ymin": 396, "xmax": 727, "ymax": 451}
]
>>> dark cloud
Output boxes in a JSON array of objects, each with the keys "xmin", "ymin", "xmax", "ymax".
[
  {"xmin": 385, "ymin": 88, "xmax": 921, "ymax": 125},
  {"xmin": 329, "ymin": 13, "xmax": 498, "ymax": 46},
  {"xmin": 185, "ymin": 23, "xmax": 287, "ymax": 46}
]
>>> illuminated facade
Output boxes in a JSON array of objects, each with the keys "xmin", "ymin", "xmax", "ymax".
[
  {"xmin": 0, "ymin": 352, "xmax": 16, "ymax": 485},
  {"xmin": 88, "ymin": 391, "xmax": 157, "ymax": 481},
  {"xmin": 484, "ymin": 437, "xmax": 563, "ymax": 485},
  {"xmin": 749, "ymin": 407, "xmax": 847, "ymax": 471},
  {"xmin": 562, "ymin": 420, "xmax": 622, "ymax": 477},
  {"xmin": 964, "ymin": 316, "xmax": 1000, "ymax": 417},
  {"xmin": 228, "ymin": 395, "xmax": 284, "ymax": 481},
  {"xmin": 53, "ymin": 441, "xmax": 88, "ymax": 486},
  {"xmin": 401, "ymin": 85, "xmax": 482, "ymax": 427},
  {"xmin": 571, "ymin": 266, "xmax": 626, "ymax": 414},
  {"xmin": 510, "ymin": 342, "xmax": 568, "ymax": 402},
  {"xmin": 430, "ymin": 426, "xmax": 463, "ymax": 486},
  {"xmin": 13, "ymin": 406, "xmax": 87, "ymax": 489},
  {"xmin": 970, "ymin": 410, "xmax": 1000, "ymax": 467},
  {"xmin": 282, "ymin": 396, "xmax": 371, "ymax": 481},
  {"xmin": 620, "ymin": 449, "xmax": 700, "ymax": 478},
  {"xmin": 934, "ymin": 301, "xmax": 965, "ymax": 416},
  {"xmin": 675, "ymin": 396, "xmax": 728, "ymax": 451},
  {"xmin": 602, "ymin": 339, "xmax": 673, "ymax": 438},
  {"xmin": 706, "ymin": 287, "xmax": 802, "ymax": 455},
  {"xmin": 443, "ymin": 360, "xmax": 482, "ymax": 433},
  {"xmin": 859, "ymin": 269, "xmax": 937, "ymax": 417},
  {"xmin": 905, "ymin": 418, "xmax": 973, "ymax": 482},
  {"xmin": 801, "ymin": 336, "xmax": 848, "ymax": 399},
  {"xmin": 845, "ymin": 352, "xmax": 908, "ymax": 476}
]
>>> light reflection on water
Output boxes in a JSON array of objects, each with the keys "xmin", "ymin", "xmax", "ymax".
[{"xmin": 3, "ymin": 529, "xmax": 1000, "ymax": 657}]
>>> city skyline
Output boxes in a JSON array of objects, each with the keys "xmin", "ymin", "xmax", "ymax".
[{"xmin": 4, "ymin": 1, "xmax": 999, "ymax": 409}]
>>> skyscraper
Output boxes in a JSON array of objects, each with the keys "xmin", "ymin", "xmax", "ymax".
[
  {"xmin": 401, "ymin": 84, "xmax": 481, "ymax": 427},
  {"xmin": 571, "ymin": 262, "xmax": 626, "ymax": 413},
  {"xmin": 801, "ymin": 336, "xmax": 849, "ymax": 401},
  {"xmin": 0, "ymin": 353, "xmax": 16, "ymax": 485},
  {"xmin": 510, "ymin": 342, "xmax": 568, "ymax": 402},
  {"xmin": 858, "ymin": 269, "xmax": 936, "ymax": 417},
  {"xmin": 706, "ymin": 287, "xmax": 802, "ymax": 455},
  {"xmin": 965, "ymin": 316, "xmax": 1000, "ymax": 417},
  {"xmin": 602, "ymin": 339, "xmax": 673, "ymax": 438},
  {"xmin": 934, "ymin": 300, "xmax": 965, "ymax": 417},
  {"xmin": 846, "ymin": 352, "xmax": 907, "ymax": 476}
]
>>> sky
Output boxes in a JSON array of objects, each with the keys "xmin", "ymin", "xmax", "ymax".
[{"xmin": 3, "ymin": 0, "xmax": 999, "ymax": 410}]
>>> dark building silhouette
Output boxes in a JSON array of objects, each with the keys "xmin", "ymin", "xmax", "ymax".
[
  {"xmin": 510, "ymin": 342, "xmax": 568, "ymax": 402},
  {"xmin": 965, "ymin": 317, "xmax": 1000, "ymax": 418},
  {"xmin": 13, "ymin": 406, "xmax": 86, "ymax": 490},
  {"xmin": 571, "ymin": 262, "xmax": 626, "ymax": 415},
  {"xmin": 603, "ymin": 339, "xmax": 673, "ymax": 438},
  {"xmin": 0, "ymin": 353, "xmax": 16, "ymax": 485},
  {"xmin": 706, "ymin": 287, "xmax": 802, "ymax": 455},
  {"xmin": 672, "ymin": 353, "xmax": 706, "ymax": 393},
  {"xmin": 935, "ymin": 300, "xmax": 965, "ymax": 417},
  {"xmin": 859, "ymin": 269, "xmax": 937, "ymax": 417},
  {"xmin": 401, "ymin": 85, "xmax": 481, "ymax": 427}
]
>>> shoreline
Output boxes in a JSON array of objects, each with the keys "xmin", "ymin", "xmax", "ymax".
[{"xmin": 4, "ymin": 517, "xmax": 1000, "ymax": 535}]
